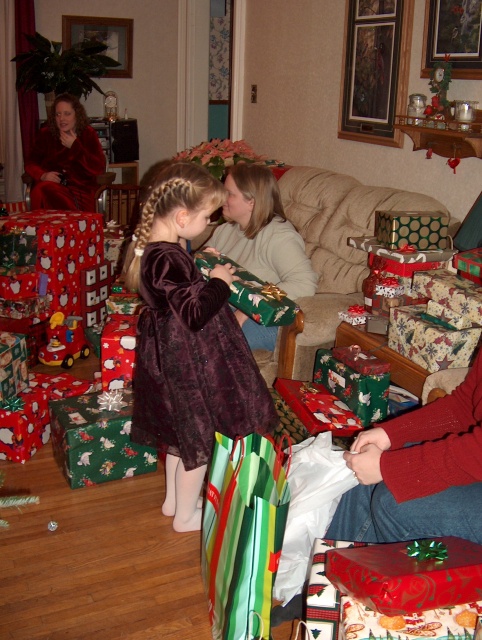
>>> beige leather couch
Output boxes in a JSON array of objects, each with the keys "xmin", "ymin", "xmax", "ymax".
[{"xmin": 256, "ymin": 166, "xmax": 453, "ymax": 386}]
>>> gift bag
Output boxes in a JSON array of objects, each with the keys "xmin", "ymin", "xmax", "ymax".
[{"xmin": 202, "ymin": 432, "xmax": 291, "ymax": 640}]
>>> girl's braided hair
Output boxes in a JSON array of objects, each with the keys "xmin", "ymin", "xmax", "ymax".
[{"xmin": 124, "ymin": 162, "xmax": 225, "ymax": 292}]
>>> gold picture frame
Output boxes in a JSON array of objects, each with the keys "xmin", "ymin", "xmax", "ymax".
[
  {"xmin": 62, "ymin": 15, "xmax": 133, "ymax": 79},
  {"xmin": 338, "ymin": 0, "xmax": 414, "ymax": 148}
]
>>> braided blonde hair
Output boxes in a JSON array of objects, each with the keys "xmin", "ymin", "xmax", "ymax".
[{"xmin": 124, "ymin": 162, "xmax": 225, "ymax": 292}]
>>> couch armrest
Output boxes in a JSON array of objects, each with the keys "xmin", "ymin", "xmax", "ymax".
[{"xmin": 277, "ymin": 309, "xmax": 305, "ymax": 378}]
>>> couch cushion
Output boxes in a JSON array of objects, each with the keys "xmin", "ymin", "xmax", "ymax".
[{"xmin": 278, "ymin": 166, "xmax": 451, "ymax": 296}]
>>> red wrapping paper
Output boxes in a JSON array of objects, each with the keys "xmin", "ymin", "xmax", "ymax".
[
  {"xmin": 368, "ymin": 253, "xmax": 444, "ymax": 276},
  {"xmin": 101, "ymin": 315, "xmax": 137, "ymax": 391},
  {"xmin": 274, "ymin": 378, "xmax": 363, "ymax": 437},
  {"xmin": 325, "ymin": 537, "xmax": 482, "ymax": 616},
  {"xmin": 331, "ymin": 345, "xmax": 390, "ymax": 375}
]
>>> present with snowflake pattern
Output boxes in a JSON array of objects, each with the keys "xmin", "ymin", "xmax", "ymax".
[{"xmin": 388, "ymin": 304, "xmax": 482, "ymax": 373}]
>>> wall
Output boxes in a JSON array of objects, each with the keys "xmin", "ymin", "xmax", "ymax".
[
  {"xmin": 35, "ymin": 0, "xmax": 179, "ymax": 184},
  {"xmin": 242, "ymin": 0, "xmax": 482, "ymax": 224}
]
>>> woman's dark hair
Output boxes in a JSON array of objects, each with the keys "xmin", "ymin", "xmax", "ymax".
[{"xmin": 48, "ymin": 93, "xmax": 90, "ymax": 138}]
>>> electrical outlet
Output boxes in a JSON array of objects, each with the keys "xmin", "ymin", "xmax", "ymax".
[{"xmin": 251, "ymin": 84, "xmax": 257, "ymax": 104}]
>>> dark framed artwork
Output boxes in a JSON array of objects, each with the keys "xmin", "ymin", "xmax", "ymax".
[
  {"xmin": 339, "ymin": 0, "xmax": 414, "ymax": 148},
  {"xmin": 62, "ymin": 15, "xmax": 133, "ymax": 78},
  {"xmin": 421, "ymin": 0, "xmax": 482, "ymax": 79}
]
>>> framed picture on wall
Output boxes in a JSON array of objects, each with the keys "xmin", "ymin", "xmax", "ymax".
[
  {"xmin": 338, "ymin": 0, "xmax": 414, "ymax": 148},
  {"xmin": 62, "ymin": 15, "xmax": 133, "ymax": 78},
  {"xmin": 421, "ymin": 0, "xmax": 482, "ymax": 79}
]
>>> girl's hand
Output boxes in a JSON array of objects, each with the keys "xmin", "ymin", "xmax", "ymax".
[
  {"xmin": 234, "ymin": 309, "xmax": 249, "ymax": 327},
  {"xmin": 204, "ymin": 246, "xmax": 220, "ymax": 256},
  {"xmin": 210, "ymin": 262, "xmax": 237, "ymax": 286},
  {"xmin": 350, "ymin": 427, "xmax": 391, "ymax": 453},
  {"xmin": 343, "ymin": 444, "xmax": 383, "ymax": 485},
  {"xmin": 41, "ymin": 171, "xmax": 61, "ymax": 183}
]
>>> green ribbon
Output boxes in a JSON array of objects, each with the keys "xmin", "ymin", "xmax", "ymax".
[
  {"xmin": 111, "ymin": 285, "xmax": 123, "ymax": 293},
  {"xmin": 1, "ymin": 396, "xmax": 25, "ymax": 412},
  {"xmin": 420, "ymin": 313, "xmax": 458, "ymax": 331},
  {"xmin": 407, "ymin": 539, "xmax": 448, "ymax": 562}
]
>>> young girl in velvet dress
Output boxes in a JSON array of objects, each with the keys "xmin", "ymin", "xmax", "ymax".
[{"xmin": 124, "ymin": 162, "xmax": 278, "ymax": 533}]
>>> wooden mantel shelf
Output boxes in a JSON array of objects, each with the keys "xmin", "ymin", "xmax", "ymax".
[{"xmin": 395, "ymin": 113, "xmax": 482, "ymax": 159}]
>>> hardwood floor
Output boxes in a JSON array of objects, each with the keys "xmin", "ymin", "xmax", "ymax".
[{"xmin": 0, "ymin": 357, "xmax": 298, "ymax": 640}]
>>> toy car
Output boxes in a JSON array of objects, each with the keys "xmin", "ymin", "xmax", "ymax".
[{"xmin": 38, "ymin": 312, "xmax": 90, "ymax": 368}]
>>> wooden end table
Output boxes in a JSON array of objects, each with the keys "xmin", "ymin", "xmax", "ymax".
[{"xmin": 335, "ymin": 321, "xmax": 429, "ymax": 400}]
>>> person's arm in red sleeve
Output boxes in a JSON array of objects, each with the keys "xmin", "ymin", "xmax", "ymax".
[{"xmin": 68, "ymin": 127, "xmax": 106, "ymax": 179}]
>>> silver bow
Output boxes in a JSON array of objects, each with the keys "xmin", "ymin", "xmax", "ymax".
[{"xmin": 97, "ymin": 390, "xmax": 124, "ymax": 412}]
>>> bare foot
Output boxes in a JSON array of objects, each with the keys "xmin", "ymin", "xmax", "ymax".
[
  {"xmin": 173, "ymin": 507, "xmax": 203, "ymax": 532},
  {"xmin": 162, "ymin": 496, "xmax": 203, "ymax": 517}
]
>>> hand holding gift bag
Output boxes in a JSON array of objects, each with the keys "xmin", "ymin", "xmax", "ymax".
[{"xmin": 202, "ymin": 432, "xmax": 291, "ymax": 640}]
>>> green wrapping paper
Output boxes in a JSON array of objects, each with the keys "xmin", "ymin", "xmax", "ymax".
[
  {"xmin": 375, "ymin": 211, "xmax": 449, "ymax": 250},
  {"xmin": 49, "ymin": 389, "xmax": 157, "ymax": 489},
  {"xmin": 194, "ymin": 251, "xmax": 299, "ymax": 326},
  {"xmin": 313, "ymin": 349, "xmax": 390, "ymax": 426},
  {"xmin": 0, "ymin": 333, "xmax": 28, "ymax": 403}
]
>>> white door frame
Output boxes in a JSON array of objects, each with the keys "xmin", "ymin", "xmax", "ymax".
[{"xmin": 177, "ymin": 0, "xmax": 245, "ymax": 151}]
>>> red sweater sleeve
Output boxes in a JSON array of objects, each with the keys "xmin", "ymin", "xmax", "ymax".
[{"xmin": 380, "ymin": 350, "xmax": 482, "ymax": 502}]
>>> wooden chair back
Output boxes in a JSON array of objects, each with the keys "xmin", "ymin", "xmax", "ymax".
[{"xmin": 96, "ymin": 183, "xmax": 142, "ymax": 228}]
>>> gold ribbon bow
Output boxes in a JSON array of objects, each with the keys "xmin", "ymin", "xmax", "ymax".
[{"xmin": 261, "ymin": 283, "xmax": 287, "ymax": 301}]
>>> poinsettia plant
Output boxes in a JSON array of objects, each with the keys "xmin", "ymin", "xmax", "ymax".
[{"xmin": 173, "ymin": 139, "xmax": 267, "ymax": 180}]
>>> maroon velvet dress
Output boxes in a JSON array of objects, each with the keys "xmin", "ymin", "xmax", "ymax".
[
  {"xmin": 132, "ymin": 242, "xmax": 278, "ymax": 470},
  {"xmin": 24, "ymin": 125, "xmax": 106, "ymax": 212}
]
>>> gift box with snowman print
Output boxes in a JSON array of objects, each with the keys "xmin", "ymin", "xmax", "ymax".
[{"xmin": 101, "ymin": 315, "xmax": 137, "ymax": 392}]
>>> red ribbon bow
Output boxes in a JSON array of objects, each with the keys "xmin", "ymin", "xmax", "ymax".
[
  {"xmin": 398, "ymin": 244, "xmax": 416, "ymax": 253},
  {"xmin": 380, "ymin": 277, "xmax": 400, "ymax": 287},
  {"xmin": 348, "ymin": 305, "xmax": 366, "ymax": 315}
]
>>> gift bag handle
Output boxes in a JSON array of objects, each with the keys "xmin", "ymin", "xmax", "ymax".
[{"xmin": 265, "ymin": 432, "xmax": 292, "ymax": 480}]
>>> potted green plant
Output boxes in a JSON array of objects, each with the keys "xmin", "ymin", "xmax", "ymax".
[{"xmin": 11, "ymin": 31, "xmax": 120, "ymax": 109}]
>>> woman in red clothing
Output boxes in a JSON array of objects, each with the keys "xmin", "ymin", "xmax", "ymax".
[
  {"xmin": 24, "ymin": 93, "xmax": 106, "ymax": 212},
  {"xmin": 325, "ymin": 348, "xmax": 482, "ymax": 545}
]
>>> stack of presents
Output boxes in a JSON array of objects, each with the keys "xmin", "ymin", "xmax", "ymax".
[
  {"xmin": 343, "ymin": 209, "xmax": 482, "ymax": 376},
  {"xmin": 305, "ymin": 536, "xmax": 482, "ymax": 640},
  {"xmin": 0, "ymin": 209, "xmax": 157, "ymax": 487}
]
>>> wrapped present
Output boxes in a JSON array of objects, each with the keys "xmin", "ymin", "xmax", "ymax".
[
  {"xmin": 101, "ymin": 315, "xmax": 137, "ymax": 391},
  {"xmin": 85, "ymin": 323, "xmax": 104, "ymax": 358},
  {"xmin": 367, "ymin": 251, "xmax": 448, "ymax": 277},
  {"xmin": 105, "ymin": 291, "xmax": 143, "ymax": 315},
  {"xmin": 274, "ymin": 378, "xmax": 364, "ymax": 437},
  {"xmin": 412, "ymin": 269, "xmax": 482, "ymax": 325},
  {"xmin": 0, "ymin": 384, "xmax": 50, "ymax": 463},
  {"xmin": 453, "ymin": 247, "xmax": 482, "ymax": 285},
  {"xmin": 325, "ymin": 537, "xmax": 482, "ymax": 616},
  {"xmin": 0, "ymin": 264, "xmax": 35, "ymax": 276},
  {"xmin": 80, "ymin": 261, "xmax": 113, "ymax": 328},
  {"xmin": 332, "ymin": 345, "xmax": 390, "ymax": 375},
  {"xmin": 426, "ymin": 299, "xmax": 473, "ymax": 330},
  {"xmin": 104, "ymin": 225, "xmax": 127, "ymax": 276},
  {"xmin": 270, "ymin": 388, "xmax": 310, "ymax": 445},
  {"xmin": 371, "ymin": 291, "xmax": 429, "ymax": 318},
  {"xmin": 0, "ymin": 332, "xmax": 28, "ymax": 403},
  {"xmin": 194, "ymin": 251, "xmax": 299, "ymax": 326},
  {"xmin": 306, "ymin": 539, "xmax": 368, "ymax": 640},
  {"xmin": 388, "ymin": 304, "xmax": 481, "ymax": 373},
  {"xmin": 374, "ymin": 276, "xmax": 404, "ymax": 298},
  {"xmin": 348, "ymin": 236, "xmax": 456, "ymax": 263},
  {"xmin": 0, "ymin": 227, "xmax": 38, "ymax": 268},
  {"xmin": 374, "ymin": 211, "xmax": 450, "ymax": 250},
  {"xmin": 0, "ymin": 271, "xmax": 46, "ymax": 300},
  {"xmin": 0, "ymin": 317, "xmax": 49, "ymax": 367},
  {"xmin": 27, "ymin": 371, "xmax": 97, "ymax": 400},
  {"xmin": 340, "ymin": 595, "xmax": 482, "ymax": 640},
  {"xmin": 313, "ymin": 349, "xmax": 390, "ymax": 426},
  {"xmin": 0, "ymin": 211, "xmax": 104, "ymax": 317},
  {"xmin": 0, "ymin": 295, "xmax": 50, "ymax": 320},
  {"xmin": 338, "ymin": 305, "xmax": 369, "ymax": 326},
  {"xmin": 49, "ymin": 389, "xmax": 157, "ymax": 489}
]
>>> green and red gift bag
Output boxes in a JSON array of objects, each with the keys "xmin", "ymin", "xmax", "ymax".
[{"xmin": 202, "ymin": 432, "xmax": 290, "ymax": 640}]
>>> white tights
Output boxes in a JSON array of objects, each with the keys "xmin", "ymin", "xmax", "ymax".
[{"xmin": 162, "ymin": 454, "xmax": 206, "ymax": 532}]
